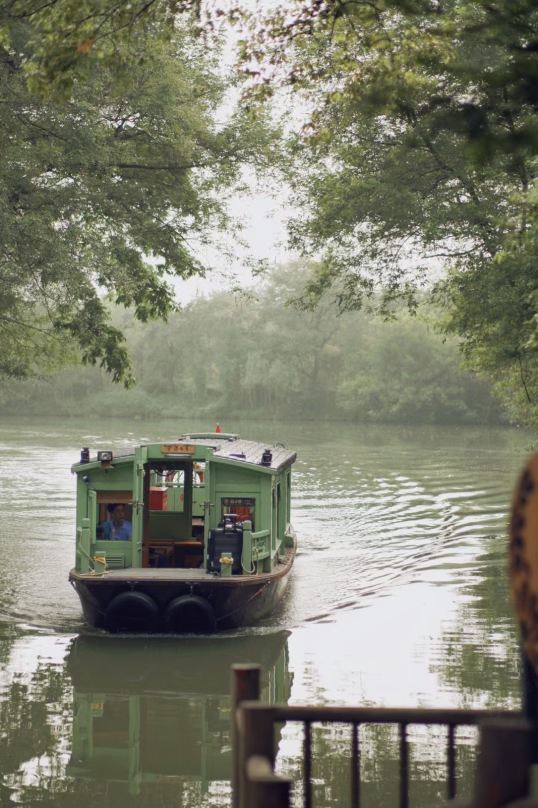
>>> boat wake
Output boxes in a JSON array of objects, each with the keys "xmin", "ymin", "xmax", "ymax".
[{"xmin": 285, "ymin": 460, "xmax": 509, "ymax": 627}]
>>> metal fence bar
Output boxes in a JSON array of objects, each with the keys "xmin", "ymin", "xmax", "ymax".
[
  {"xmin": 351, "ymin": 722, "xmax": 360, "ymax": 808},
  {"xmin": 303, "ymin": 720, "xmax": 312, "ymax": 808},
  {"xmin": 447, "ymin": 723, "xmax": 456, "ymax": 800},
  {"xmin": 399, "ymin": 722, "xmax": 409, "ymax": 808}
]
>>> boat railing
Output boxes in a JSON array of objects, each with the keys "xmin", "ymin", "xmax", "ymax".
[
  {"xmin": 231, "ymin": 665, "xmax": 525, "ymax": 808},
  {"xmin": 242, "ymin": 523, "xmax": 272, "ymax": 570}
]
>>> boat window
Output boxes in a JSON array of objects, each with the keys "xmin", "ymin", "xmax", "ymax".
[
  {"xmin": 96, "ymin": 504, "xmax": 133, "ymax": 540},
  {"xmin": 151, "ymin": 468, "xmax": 185, "ymax": 513},
  {"xmin": 193, "ymin": 461, "xmax": 206, "ymax": 486},
  {"xmin": 221, "ymin": 496, "xmax": 255, "ymax": 529},
  {"xmin": 95, "ymin": 491, "xmax": 133, "ymax": 540}
]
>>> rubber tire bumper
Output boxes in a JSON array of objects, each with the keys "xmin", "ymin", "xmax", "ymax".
[
  {"xmin": 164, "ymin": 594, "xmax": 216, "ymax": 634},
  {"xmin": 104, "ymin": 591, "xmax": 159, "ymax": 633}
]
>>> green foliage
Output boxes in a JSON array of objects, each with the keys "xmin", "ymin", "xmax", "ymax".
[
  {"xmin": 0, "ymin": 1, "xmax": 197, "ymax": 96},
  {"xmin": 0, "ymin": 10, "xmax": 274, "ymax": 384},
  {"xmin": 245, "ymin": 0, "xmax": 537, "ymax": 161},
  {"xmin": 439, "ymin": 183, "xmax": 538, "ymax": 422},
  {"xmin": 0, "ymin": 263, "xmax": 503, "ymax": 425},
  {"xmin": 239, "ymin": 0, "xmax": 538, "ymax": 424}
]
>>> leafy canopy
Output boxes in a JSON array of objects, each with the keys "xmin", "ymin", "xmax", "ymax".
[
  {"xmin": 0, "ymin": 5, "xmax": 273, "ymax": 383},
  {"xmin": 239, "ymin": 0, "xmax": 538, "ymax": 422},
  {"xmin": 0, "ymin": 1, "xmax": 198, "ymax": 94}
]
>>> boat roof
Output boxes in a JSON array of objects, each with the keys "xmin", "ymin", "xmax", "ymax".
[
  {"xmin": 72, "ymin": 433, "xmax": 296, "ymax": 473},
  {"xmin": 210, "ymin": 437, "xmax": 296, "ymax": 472}
]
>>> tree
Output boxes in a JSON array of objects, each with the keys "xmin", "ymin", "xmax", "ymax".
[
  {"xmin": 245, "ymin": 0, "xmax": 537, "ymax": 161},
  {"xmin": 0, "ymin": 11, "xmax": 273, "ymax": 383},
  {"xmin": 241, "ymin": 0, "xmax": 538, "ymax": 422},
  {"xmin": 441, "ymin": 190, "xmax": 538, "ymax": 422},
  {"xmin": 0, "ymin": 1, "xmax": 195, "ymax": 94},
  {"xmin": 0, "ymin": 261, "xmax": 503, "ymax": 425}
]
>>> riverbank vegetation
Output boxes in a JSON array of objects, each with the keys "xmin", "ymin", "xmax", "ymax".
[{"xmin": 0, "ymin": 264, "xmax": 503, "ymax": 425}]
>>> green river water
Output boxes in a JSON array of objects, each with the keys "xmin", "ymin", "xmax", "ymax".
[{"xmin": 0, "ymin": 416, "xmax": 534, "ymax": 807}]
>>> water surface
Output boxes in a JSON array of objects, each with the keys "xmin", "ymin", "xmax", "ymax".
[{"xmin": 0, "ymin": 417, "xmax": 532, "ymax": 806}]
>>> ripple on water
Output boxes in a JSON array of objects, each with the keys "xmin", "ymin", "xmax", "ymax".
[{"xmin": 289, "ymin": 449, "xmax": 517, "ymax": 625}]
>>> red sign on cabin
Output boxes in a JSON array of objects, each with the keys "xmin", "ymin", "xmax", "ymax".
[
  {"xmin": 149, "ymin": 487, "xmax": 168, "ymax": 510},
  {"xmin": 221, "ymin": 497, "xmax": 255, "ymax": 529}
]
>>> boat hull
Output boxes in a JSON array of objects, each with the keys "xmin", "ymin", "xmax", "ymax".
[{"xmin": 69, "ymin": 541, "xmax": 295, "ymax": 633}]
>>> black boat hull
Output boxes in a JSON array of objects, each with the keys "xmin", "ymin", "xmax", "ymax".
[{"xmin": 69, "ymin": 541, "xmax": 295, "ymax": 633}]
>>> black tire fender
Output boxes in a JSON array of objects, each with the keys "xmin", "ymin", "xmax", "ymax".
[
  {"xmin": 164, "ymin": 594, "xmax": 216, "ymax": 634},
  {"xmin": 104, "ymin": 590, "xmax": 159, "ymax": 633}
]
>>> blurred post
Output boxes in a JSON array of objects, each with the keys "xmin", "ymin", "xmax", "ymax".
[
  {"xmin": 232, "ymin": 664, "xmax": 261, "ymax": 808},
  {"xmin": 239, "ymin": 703, "xmax": 278, "ymax": 808},
  {"xmin": 247, "ymin": 755, "xmax": 292, "ymax": 808},
  {"xmin": 472, "ymin": 718, "xmax": 531, "ymax": 807},
  {"xmin": 522, "ymin": 651, "xmax": 538, "ymax": 762}
]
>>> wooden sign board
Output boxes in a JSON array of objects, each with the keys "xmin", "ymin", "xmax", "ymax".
[
  {"xmin": 510, "ymin": 452, "xmax": 538, "ymax": 670},
  {"xmin": 160, "ymin": 443, "xmax": 195, "ymax": 455}
]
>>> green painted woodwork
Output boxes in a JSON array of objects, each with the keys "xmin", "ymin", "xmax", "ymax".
[
  {"xmin": 133, "ymin": 446, "xmax": 148, "ymax": 567},
  {"xmin": 72, "ymin": 437, "xmax": 295, "ymax": 575},
  {"xmin": 148, "ymin": 512, "xmax": 191, "ymax": 541},
  {"xmin": 79, "ymin": 519, "xmax": 91, "ymax": 573},
  {"xmin": 192, "ymin": 483, "xmax": 205, "ymax": 517},
  {"xmin": 92, "ymin": 541, "xmax": 132, "ymax": 569},
  {"xmin": 241, "ymin": 521, "xmax": 254, "ymax": 574}
]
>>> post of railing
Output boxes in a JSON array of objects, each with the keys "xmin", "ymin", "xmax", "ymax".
[
  {"xmin": 232, "ymin": 664, "xmax": 261, "ymax": 808},
  {"xmin": 522, "ymin": 651, "xmax": 538, "ymax": 763},
  {"xmin": 351, "ymin": 722, "xmax": 360, "ymax": 807},
  {"xmin": 472, "ymin": 718, "xmax": 531, "ymax": 807},
  {"xmin": 247, "ymin": 755, "xmax": 292, "ymax": 808},
  {"xmin": 399, "ymin": 722, "xmax": 409, "ymax": 808},
  {"xmin": 446, "ymin": 723, "xmax": 456, "ymax": 800},
  {"xmin": 238, "ymin": 702, "xmax": 278, "ymax": 808}
]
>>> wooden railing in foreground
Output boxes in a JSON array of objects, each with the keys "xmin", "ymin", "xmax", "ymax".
[{"xmin": 231, "ymin": 664, "xmax": 529, "ymax": 808}]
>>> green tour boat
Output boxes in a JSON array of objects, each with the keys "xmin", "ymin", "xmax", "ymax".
[{"xmin": 69, "ymin": 431, "xmax": 297, "ymax": 633}]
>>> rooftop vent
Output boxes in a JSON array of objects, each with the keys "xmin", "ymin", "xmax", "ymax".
[{"xmin": 261, "ymin": 449, "xmax": 272, "ymax": 467}]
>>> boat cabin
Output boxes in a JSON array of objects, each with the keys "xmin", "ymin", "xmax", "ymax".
[{"xmin": 72, "ymin": 433, "xmax": 296, "ymax": 577}]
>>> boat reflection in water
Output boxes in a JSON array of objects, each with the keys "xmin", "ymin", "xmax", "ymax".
[{"xmin": 66, "ymin": 631, "xmax": 292, "ymax": 802}]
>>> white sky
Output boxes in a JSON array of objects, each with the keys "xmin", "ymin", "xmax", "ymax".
[
  {"xmin": 172, "ymin": 0, "xmax": 301, "ymax": 303},
  {"xmin": 174, "ymin": 170, "xmax": 297, "ymax": 304}
]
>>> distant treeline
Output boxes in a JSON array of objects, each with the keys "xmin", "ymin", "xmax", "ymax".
[{"xmin": 0, "ymin": 267, "xmax": 503, "ymax": 425}]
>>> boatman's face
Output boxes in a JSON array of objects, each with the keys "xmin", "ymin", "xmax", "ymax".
[{"xmin": 112, "ymin": 505, "xmax": 125, "ymax": 525}]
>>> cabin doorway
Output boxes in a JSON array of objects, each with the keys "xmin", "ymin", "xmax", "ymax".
[{"xmin": 142, "ymin": 460, "xmax": 204, "ymax": 569}]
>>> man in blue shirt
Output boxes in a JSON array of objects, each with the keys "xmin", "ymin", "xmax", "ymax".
[{"xmin": 100, "ymin": 503, "xmax": 132, "ymax": 540}]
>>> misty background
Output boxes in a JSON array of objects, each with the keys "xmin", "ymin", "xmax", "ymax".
[{"xmin": 1, "ymin": 261, "xmax": 503, "ymax": 425}]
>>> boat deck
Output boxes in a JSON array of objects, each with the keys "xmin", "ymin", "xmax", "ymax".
[
  {"xmin": 90, "ymin": 568, "xmax": 212, "ymax": 581},
  {"xmin": 71, "ymin": 547, "xmax": 295, "ymax": 584}
]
